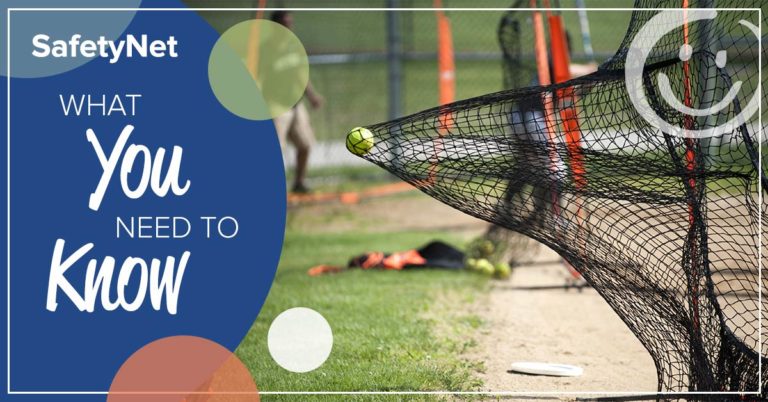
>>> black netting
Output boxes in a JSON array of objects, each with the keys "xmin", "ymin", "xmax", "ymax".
[
  {"xmin": 347, "ymin": 0, "xmax": 767, "ymax": 396},
  {"xmin": 482, "ymin": 4, "xmax": 544, "ymax": 266},
  {"xmin": 498, "ymin": 1, "xmax": 539, "ymax": 91}
]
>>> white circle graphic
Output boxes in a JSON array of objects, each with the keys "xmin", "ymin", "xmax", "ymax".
[
  {"xmin": 267, "ymin": 307, "xmax": 333, "ymax": 373},
  {"xmin": 624, "ymin": 9, "xmax": 760, "ymax": 139}
]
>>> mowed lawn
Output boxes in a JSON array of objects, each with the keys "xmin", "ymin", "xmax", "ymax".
[{"xmin": 235, "ymin": 190, "xmax": 491, "ymax": 400}]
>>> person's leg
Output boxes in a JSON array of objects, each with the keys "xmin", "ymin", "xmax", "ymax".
[
  {"xmin": 526, "ymin": 108, "xmax": 566, "ymax": 225},
  {"xmin": 493, "ymin": 106, "xmax": 547, "ymax": 225},
  {"xmin": 273, "ymin": 108, "xmax": 294, "ymax": 155},
  {"xmin": 500, "ymin": 107, "xmax": 532, "ymax": 210},
  {"xmin": 480, "ymin": 106, "xmax": 546, "ymax": 266},
  {"xmin": 287, "ymin": 102, "xmax": 315, "ymax": 193},
  {"xmin": 274, "ymin": 108, "xmax": 299, "ymax": 192}
]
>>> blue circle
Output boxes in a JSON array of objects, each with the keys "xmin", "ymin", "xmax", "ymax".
[{"xmin": 6, "ymin": 8, "xmax": 284, "ymax": 392}]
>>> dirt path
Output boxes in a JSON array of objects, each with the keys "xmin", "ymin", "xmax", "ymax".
[
  {"xmin": 294, "ymin": 192, "xmax": 660, "ymax": 395},
  {"xmin": 287, "ymin": 192, "xmax": 489, "ymax": 235},
  {"xmin": 356, "ymin": 194, "xmax": 660, "ymax": 394},
  {"xmin": 470, "ymin": 245, "xmax": 658, "ymax": 394}
]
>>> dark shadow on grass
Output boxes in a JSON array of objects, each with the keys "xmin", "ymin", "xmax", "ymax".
[{"xmin": 496, "ymin": 284, "xmax": 592, "ymax": 292}]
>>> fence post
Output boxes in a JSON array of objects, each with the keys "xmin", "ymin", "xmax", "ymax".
[{"xmin": 386, "ymin": 0, "xmax": 403, "ymax": 120}]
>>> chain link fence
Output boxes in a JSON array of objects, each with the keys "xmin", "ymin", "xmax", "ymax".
[{"xmin": 185, "ymin": 0, "xmax": 635, "ymax": 180}]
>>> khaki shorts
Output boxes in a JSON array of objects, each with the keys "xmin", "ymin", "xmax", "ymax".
[{"xmin": 274, "ymin": 101, "xmax": 315, "ymax": 153}]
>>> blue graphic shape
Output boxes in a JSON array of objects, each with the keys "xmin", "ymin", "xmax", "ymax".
[
  {"xmin": 2, "ymin": 3, "xmax": 284, "ymax": 396},
  {"xmin": 2, "ymin": 0, "xmax": 143, "ymax": 78}
]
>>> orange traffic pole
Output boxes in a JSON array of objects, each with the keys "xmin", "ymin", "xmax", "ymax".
[
  {"xmin": 245, "ymin": 0, "xmax": 269, "ymax": 78},
  {"xmin": 546, "ymin": 2, "xmax": 587, "ymax": 280},
  {"xmin": 435, "ymin": 0, "xmax": 455, "ymax": 132},
  {"xmin": 681, "ymin": 0, "xmax": 700, "ymax": 334}
]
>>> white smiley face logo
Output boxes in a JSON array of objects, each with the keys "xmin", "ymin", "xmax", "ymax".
[{"xmin": 625, "ymin": 9, "xmax": 760, "ymax": 139}]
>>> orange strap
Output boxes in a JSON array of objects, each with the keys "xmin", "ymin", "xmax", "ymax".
[
  {"xmin": 307, "ymin": 265, "xmax": 345, "ymax": 276},
  {"xmin": 361, "ymin": 251, "xmax": 385, "ymax": 269},
  {"xmin": 309, "ymin": 249, "xmax": 428, "ymax": 276},
  {"xmin": 382, "ymin": 249, "xmax": 427, "ymax": 270}
]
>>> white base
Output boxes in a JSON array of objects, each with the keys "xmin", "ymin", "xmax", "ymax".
[{"xmin": 509, "ymin": 362, "xmax": 584, "ymax": 377}]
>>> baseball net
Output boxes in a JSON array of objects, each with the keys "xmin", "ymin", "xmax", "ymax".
[{"xmin": 348, "ymin": 0, "xmax": 766, "ymax": 395}]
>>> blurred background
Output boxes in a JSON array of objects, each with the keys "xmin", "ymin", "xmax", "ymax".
[
  {"xmin": 184, "ymin": 0, "xmax": 636, "ymax": 193},
  {"xmin": 175, "ymin": 1, "xmax": 760, "ymax": 394}
]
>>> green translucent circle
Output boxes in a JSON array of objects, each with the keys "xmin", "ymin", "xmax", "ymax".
[{"xmin": 208, "ymin": 19, "xmax": 310, "ymax": 120}]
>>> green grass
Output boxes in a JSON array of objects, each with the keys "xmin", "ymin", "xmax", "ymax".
[
  {"xmin": 300, "ymin": 2, "xmax": 637, "ymax": 141},
  {"xmin": 305, "ymin": 59, "xmax": 507, "ymax": 142},
  {"xmin": 236, "ymin": 226, "xmax": 489, "ymax": 398},
  {"xmin": 290, "ymin": 1, "xmax": 637, "ymax": 54},
  {"xmin": 288, "ymin": 0, "xmax": 636, "ymax": 56},
  {"xmin": 186, "ymin": 0, "xmax": 638, "ymax": 141}
]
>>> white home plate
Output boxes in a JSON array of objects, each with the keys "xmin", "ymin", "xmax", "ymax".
[{"xmin": 509, "ymin": 362, "xmax": 583, "ymax": 377}]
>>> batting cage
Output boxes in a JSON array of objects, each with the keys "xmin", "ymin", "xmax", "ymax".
[{"xmin": 347, "ymin": 0, "xmax": 767, "ymax": 396}]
